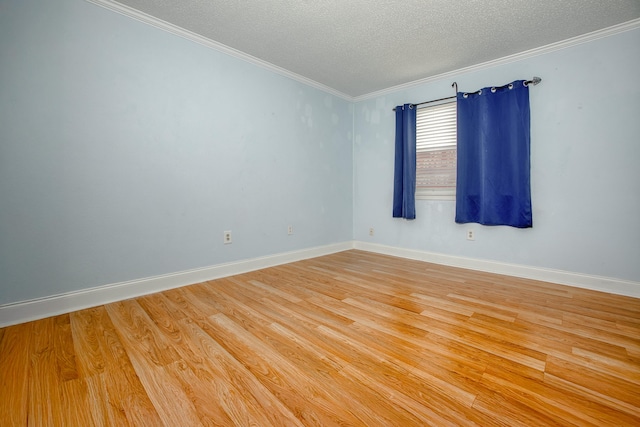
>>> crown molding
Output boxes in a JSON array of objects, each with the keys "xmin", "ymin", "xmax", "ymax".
[
  {"xmin": 83, "ymin": 2, "xmax": 638, "ymax": 103},
  {"xmin": 85, "ymin": 0, "xmax": 353, "ymax": 101},
  {"xmin": 354, "ymin": 18, "xmax": 640, "ymax": 102}
]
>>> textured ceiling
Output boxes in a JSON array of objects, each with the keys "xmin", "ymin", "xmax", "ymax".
[{"xmin": 108, "ymin": 0, "xmax": 640, "ymax": 97}]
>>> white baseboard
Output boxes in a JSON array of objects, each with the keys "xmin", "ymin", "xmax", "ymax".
[
  {"xmin": 353, "ymin": 241, "xmax": 640, "ymax": 299},
  {"xmin": 0, "ymin": 242, "xmax": 353, "ymax": 328},
  {"xmin": 3, "ymin": 240, "xmax": 637, "ymax": 327}
]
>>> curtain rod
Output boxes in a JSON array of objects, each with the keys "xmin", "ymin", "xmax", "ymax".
[{"xmin": 392, "ymin": 77, "xmax": 542, "ymax": 111}]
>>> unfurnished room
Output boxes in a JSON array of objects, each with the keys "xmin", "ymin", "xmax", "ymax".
[{"xmin": 1, "ymin": 0, "xmax": 639, "ymax": 425}]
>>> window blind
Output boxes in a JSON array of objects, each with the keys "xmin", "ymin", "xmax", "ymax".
[{"xmin": 416, "ymin": 101, "xmax": 457, "ymax": 200}]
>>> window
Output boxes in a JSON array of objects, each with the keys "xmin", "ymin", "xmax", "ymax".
[{"xmin": 416, "ymin": 100, "xmax": 457, "ymax": 200}]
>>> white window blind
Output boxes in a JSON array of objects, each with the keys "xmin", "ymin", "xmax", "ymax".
[{"xmin": 416, "ymin": 101, "xmax": 457, "ymax": 200}]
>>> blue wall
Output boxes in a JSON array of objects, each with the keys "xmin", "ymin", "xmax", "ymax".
[
  {"xmin": 0, "ymin": 0, "xmax": 353, "ymax": 305},
  {"xmin": 353, "ymin": 27, "xmax": 640, "ymax": 283}
]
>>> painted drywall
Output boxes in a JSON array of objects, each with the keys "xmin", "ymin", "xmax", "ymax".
[
  {"xmin": 0, "ymin": 0, "xmax": 353, "ymax": 305},
  {"xmin": 354, "ymin": 27, "xmax": 640, "ymax": 283}
]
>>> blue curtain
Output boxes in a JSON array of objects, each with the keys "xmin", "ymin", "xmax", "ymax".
[
  {"xmin": 393, "ymin": 104, "xmax": 416, "ymax": 219},
  {"xmin": 455, "ymin": 80, "xmax": 532, "ymax": 228}
]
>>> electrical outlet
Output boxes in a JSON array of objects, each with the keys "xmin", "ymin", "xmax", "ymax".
[
  {"xmin": 467, "ymin": 229, "xmax": 475, "ymax": 241},
  {"xmin": 224, "ymin": 230, "xmax": 232, "ymax": 244},
  {"xmin": 287, "ymin": 225, "xmax": 294, "ymax": 235},
  {"xmin": 369, "ymin": 227, "xmax": 374, "ymax": 236}
]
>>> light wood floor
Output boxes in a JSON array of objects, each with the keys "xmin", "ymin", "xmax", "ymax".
[{"xmin": 1, "ymin": 250, "xmax": 639, "ymax": 426}]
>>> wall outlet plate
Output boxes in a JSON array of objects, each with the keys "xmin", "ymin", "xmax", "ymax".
[{"xmin": 224, "ymin": 230, "xmax": 232, "ymax": 244}]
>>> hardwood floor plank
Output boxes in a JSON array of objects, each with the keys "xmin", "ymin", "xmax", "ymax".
[
  {"xmin": 472, "ymin": 390, "xmax": 566, "ymax": 427},
  {"xmin": 316, "ymin": 323, "xmax": 482, "ymax": 426},
  {"xmin": 99, "ymin": 311, "xmax": 164, "ymax": 425},
  {"xmin": 545, "ymin": 356, "xmax": 640, "ymax": 411},
  {"xmin": 445, "ymin": 293, "xmax": 519, "ymax": 322},
  {"xmin": 570, "ymin": 346, "xmax": 640, "ymax": 384},
  {"xmin": 27, "ymin": 317, "xmax": 64, "ymax": 426},
  {"xmin": 184, "ymin": 321, "xmax": 301, "ymax": 426},
  {"xmin": 84, "ymin": 372, "xmax": 129, "ymax": 426},
  {"xmin": 105, "ymin": 300, "xmax": 181, "ymax": 367},
  {"xmin": 337, "ymin": 363, "xmax": 465, "ymax": 427},
  {"xmin": 205, "ymin": 283, "xmax": 431, "ymax": 425},
  {"xmin": 266, "ymin": 325, "xmax": 426, "ymax": 427},
  {"xmin": 70, "ymin": 308, "xmax": 106, "ymax": 378},
  {"xmin": 59, "ymin": 378, "xmax": 104, "ymax": 426},
  {"xmin": 139, "ymin": 290, "xmax": 300, "ymax": 426},
  {"xmin": 410, "ymin": 292, "xmax": 476, "ymax": 317},
  {"xmin": 138, "ymin": 292, "xmax": 187, "ymax": 326},
  {"xmin": 344, "ymin": 292, "xmax": 547, "ymax": 372},
  {"xmin": 167, "ymin": 359, "xmax": 257, "ymax": 427},
  {"xmin": 0, "ymin": 321, "xmax": 32, "ymax": 426},
  {"xmin": 224, "ymin": 276, "xmax": 356, "ymax": 330},
  {"xmin": 483, "ymin": 367, "xmax": 640, "ymax": 426},
  {"xmin": 560, "ymin": 318, "xmax": 640, "ymax": 354},
  {"xmin": 2, "ymin": 250, "xmax": 639, "ymax": 426},
  {"xmin": 246, "ymin": 279, "xmax": 303, "ymax": 303},
  {"xmin": 53, "ymin": 314, "xmax": 79, "ymax": 382},
  {"xmin": 544, "ymin": 372, "xmax": 640, "ymax": 420},
  {"xmin": 348, "ymin": 322, "xmax": 490, "ymax": 394},
  {"xmin": 162, "ymin": 286, "xmax": 222, "ymax": 328},
  {"xmin": 105, "ymin": 301, "xmax": 202, "ymax": 426},
  {"xmin": 205, "ymin": 312, "xmax": 371, "ymax": 426}
]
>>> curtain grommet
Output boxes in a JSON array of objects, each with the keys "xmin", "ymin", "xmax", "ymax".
[
  {"xmin": 508, "ymin": 83, "xmax": 514, "ymax": 89},
  {"xmin": 478, "ymin": 89, "xmax": 482, "ymax": 95},
  {"xmin": 463, "ymin": 93, "xmax": 468, "ymax": 98},
  {"xmin": 491, "ymin": 87, "xmax": 496, "ymax": 93}
]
